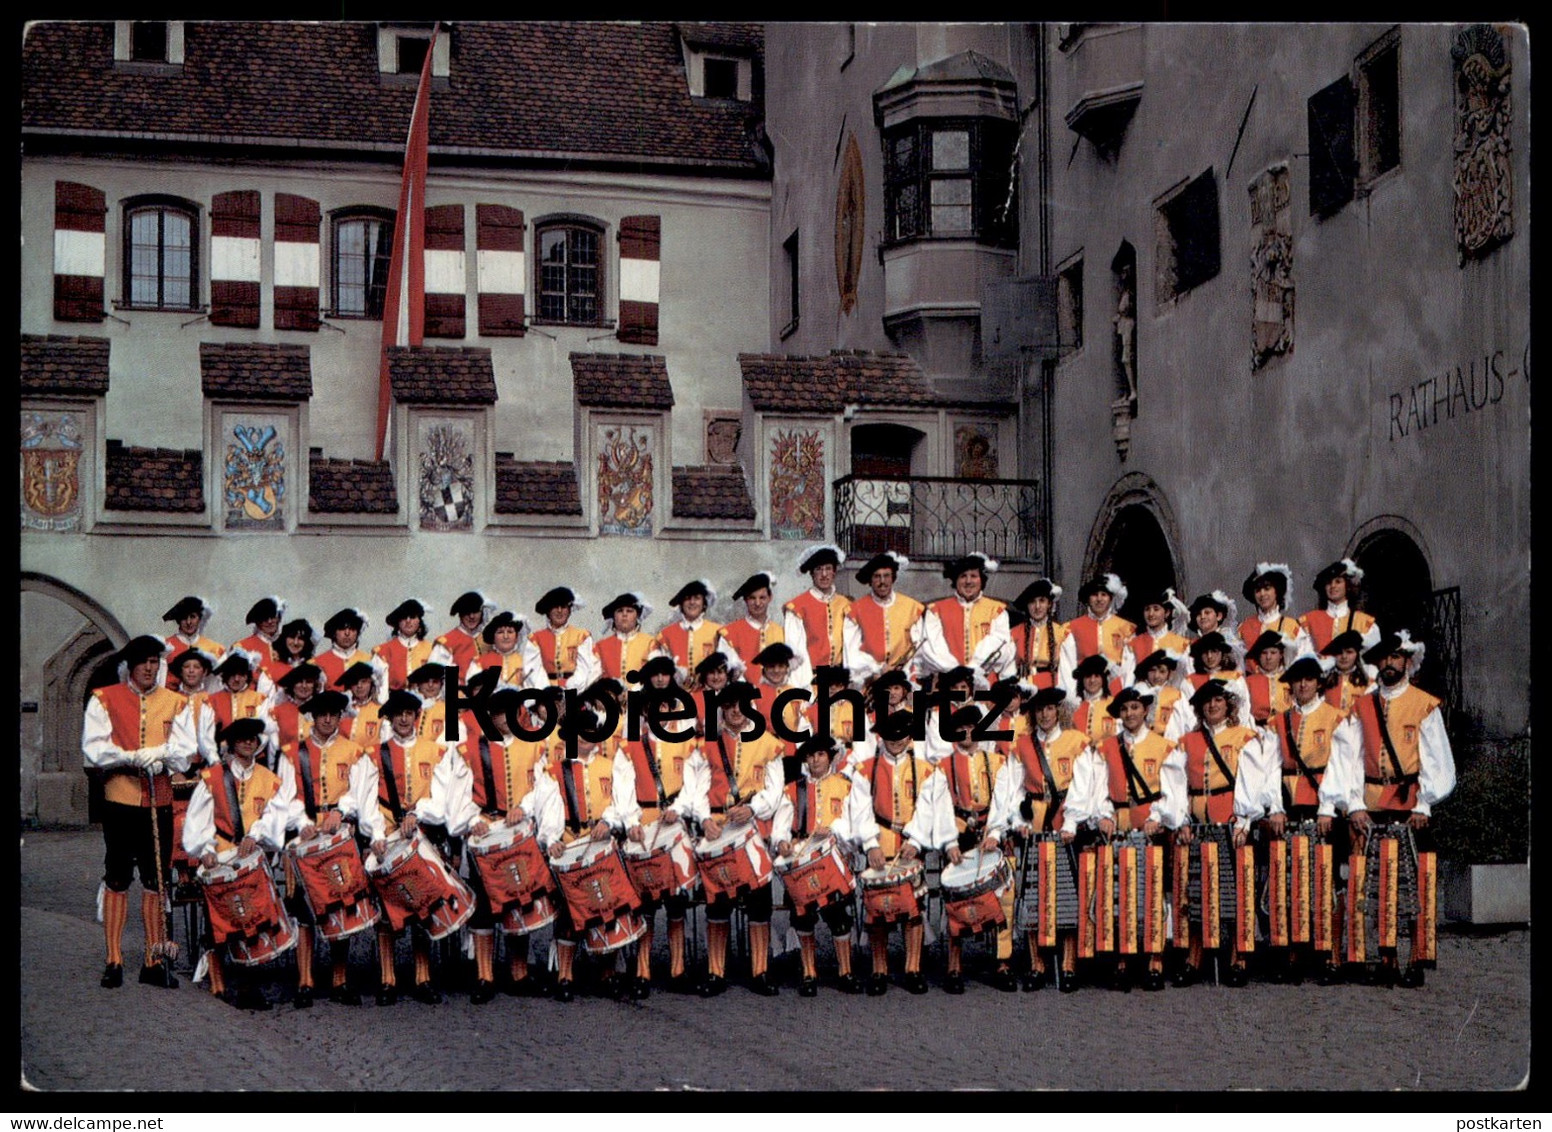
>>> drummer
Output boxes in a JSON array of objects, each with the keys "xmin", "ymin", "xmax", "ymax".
[
  {"xmin": 1135, "ymin": 649, "xmax": 1193, "ymax": 742},
  {"xmin": 406, "ymin": 662, "xmax": 450, "ymax": 742},
  {"xmin": 208, "ymin": 650, "xmax": 275, "ymax": 745},
  {"xmin": 336, "ymin": 661, "xmax": 385, "ymax": 750},
  {"xmin": 691, "ymin": 651, "xmax": 737, "ymax": 738},
  {"xmin": 687, "ymin": 686, "xmax": 786, "ymax": 997},
  {"xmin": 989, "ymin": 686, "xmax": 1096, "ymax": 992},
  {"xmin": 806, "ymin": 665, "xmax": 864, "ymax": 773},
  {"xmin": 183, "ymin": 717, "xmax": 296, "ymax": 1010},
  {"xmin": 776, "ymin": 735, "xmax": 881, "ymax": 996},
  {"xmin": 941, "ymin": 719, "xmax": 1017, "ymax": 993},
  {"xmin": 747, "ymin": 642, "xmax": 806, "ymax": 781},
  {"xmin": 286, "ymin": 689, "xmax": 378, "ymax": 1007},
  {"xmin": 851, "ymin": 706, "xmax": 954, "ymax": 996},
  {"xmin": 465, "ymin": 609, "xmax": 547, "ymax": 694},
  {"xmin": 452, "ymin": 687, "xmax": 564, "ymax": 1003},
  {"xmin": 922, "ymin": 665, "xmax": 980, "ymax": 765},
  {"xmin": 614, "ymin": 657, "xmax": 709, "ymax": 997},
  {"xmin": 269, "ymin": 663, "xmax": 322, "ymax": 772}
]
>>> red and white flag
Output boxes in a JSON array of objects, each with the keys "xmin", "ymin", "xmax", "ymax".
[{"xmin": 375, "ymin": 25, "xmax": 438, "ymax": 462}]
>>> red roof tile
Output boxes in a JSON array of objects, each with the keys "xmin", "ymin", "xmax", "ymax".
[
  {"xmin": 571, "ymin": 352, "xmax": 675, "ymax": 410},
  {"xmin": 104, "ymin": 440, "xmax": 204, "ymax": 512},
  {"xmin": 388, "ymin": 346, "xmax": 497, "ymax": 405},
  {"xmin": 739, "ymin": 349, "xmax": 1013, "ymax": 413},
  {"xmin": 495, "ymin": 454, "xmax": 582, "ymax": 516},
  {"xmin": 308, "ymin": 455, "xmax": 398, "ymax": 514},
  {"xmin": 672, "ymin": 464, "xmax": 755, "ymax": 520},
  {"xmin": 21, "ymin": 334, "xmax": 111, "ymax": 396},
  {"xmin": 200, "ymin": 342, "xmax": 312, "ymax": 401}
]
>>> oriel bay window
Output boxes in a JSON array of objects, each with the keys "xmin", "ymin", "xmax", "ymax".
[{"xmin": 883, "ymin": 120, "xmax": 1016, "ymax": 246}]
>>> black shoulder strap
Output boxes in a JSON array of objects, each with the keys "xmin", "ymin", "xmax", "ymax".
[
  {"xmin": 477, "ymin": 737, "xmax": 498, "ymax": 813},
  {"xmin": 715, "ymin": 736, "xmax": 742, "ymax": 805},
  {"xmin": 1029, "ymin": 731, "xmax": 1065, "ymax": 831},
  {"xmin": 796, "ymin": 779, "xmax": 810, "ymax": 838},
  {"xmin": 379, "ymin": 740, "xmax": 404, "ymax": 823},
  {"xmin": 560, "ymin": 759, "xmax": 584, "ymax": 832},
  {"xmin": 1373, "ymin": 697, "xmax": 1415, "ymax": 801},
  {"xmin": 296, "ymin": 744, "xmax": 318, "ymax": 821},
  {"xmin": 218, "ymin": 764, "xmax": 246, "ymax": 842},
  {"xmin": 1202, "ymin": 727, "xmax": 1237, "ymax": 788},
  {"xmin": 1116, "ymin": 733, "xmax": 1155, "ymax": 806},
  {"xmin": 1281, "ymin": 711, "xmax": 1324, "ymax": 800},
  {"xmin": 641, "ymin": 733, "xmax": 667, "ymax": 807}
]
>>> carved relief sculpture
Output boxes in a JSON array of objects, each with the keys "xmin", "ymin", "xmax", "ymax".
[
  {"xmin": 1452, "ymin": 24, "xmax": 1513, "ymax": 263},
  {"xmin": 834, "ymin": 133, "xmax": 866, "ymax": 316},
  {"xmin": 20, "ymin": 411, "xmax": 83, "ymax": 532},
  {"xmin": 954, "ymin": 426, "xmax": 998, "ymax": 479},
  {"xmin": 1249, "ymin": 164, "xmax": 1294, "ymax": 370},
  {"xmin": 418, "ymin": 420, "xmax": 475, "ymax": 532},
  {"xmin": 769, "ymin": 427, "xmax": 825, "ymax": 540},
  {"xmin": 224, "ymin": 421, "xmax": 286, "ymax": 529},
  {"xmin": 705, "ymin": 414, "xmax": 743, "ymax": 465},
  {"xmin": 597, "ymin": 423, "xmax": 654, "ymax": 537},
  {"xmin": 1114, "ymin": 261, "xmax": 1138, "ymax": 401}
]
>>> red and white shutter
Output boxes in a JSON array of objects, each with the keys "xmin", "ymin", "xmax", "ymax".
[
  {"xmin": 53, "ymin": 181, "xmax": 106, "ymax": 323},
  {"xmin": 475, "ymin": 204, "xmax": 525, "ymax": 337},
  {"xmin": 423, "ymin": 203, "xmax": 466, "ymax": 339},
  {"xmin": 617, "ymin": 214, "xmax": 660, "ymax": 346},
  {"xmin": 273, "ymin": 193, "xmax": 320, "ymax": 331},
  {"xmin": 210, "ymin": 190, "xmax": 261, "ymax": 328}
]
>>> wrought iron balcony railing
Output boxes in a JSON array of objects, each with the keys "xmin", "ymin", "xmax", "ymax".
[{"xmin": 832, "ymin": 474, "xmax": 1042, "ymax": 563}]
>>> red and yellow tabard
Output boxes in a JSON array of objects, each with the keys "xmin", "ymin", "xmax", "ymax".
[
  {"xmin": 805, "ymin": 698, "xmax": 861, "ymax": 746},
  {"xmin": 1324, "ymin": 672, "xmax": 1370, "ymax": 713},
  {"xmin": 260, "ymin": 657, "xmax": 298, "ymax": 688},
  {"xmin": 312, "ymin": 647, "xmax": 374, "ymax": 691},
  {"xmin": 529, "ymin": 625, "xmax": 591, "ymax": 685},
  {"xmin": 1066, "ymin": 613, "xmax": 1136, "ymax": 664},
  {"xmin": 372, "ymin": 736, "xmax": 442, "ymax": 833},
  {"xmin": 373, "ymin": 637, "xmax": 436, "ymax": 693},
  {"xmin": 621, "ymin": 734, "xmax": 697, "ymax": 820},
  {"xmin": 1299, "ymin": 608, "xmax": 1376, "ymax": 653},
  {"xmin": 1245, "ymin": 673, "xmax": 1292, "ymax": 725},
  {"xmin": 232, "ymin": 632, "xmax": 278, "ymax": 664},
  {"xmin": 461, "ymin": 735, "xmax": 545, "ymax": 815},
  {"xmin": 1181, "ymin": 725, "xmax": 1258, "ymax": 824},
  {"xmin": 1148, "ymin": 685, "xmax": 1184, "ymax": 738},
  {"xmin": 1238, "ymin": 615, "xmax": 1300, "ymax": 661},
  {"xmin": 942, "ymin": 746, "xmax": 1007, "ymax": 829},
  {"xmin": 93, "ymin": 684, "xmax": 189, "ymax": 807},
  {"xmin": 271, "ymin": 700, "xmax": 311, "ymax": 764},
  {"xmin": 1072, "ymin": 697, "xmax": 1116, "ymax": 746},
  {"xmin": 470, "ymin": 649, "xmax": 529, "ymax": 691},
  {"xmin": 434, "ymin": 627, "xmax": 482, "ymax": 679},
  {"xmin": 554, "ymin": 755, "xmax": 615, "ymax": 842},
  {"xmin": 287, "ymin": 732, "xmax": 364, "ymax": 816},
  {"xmin": 717, "ymin": 619, "xmax": 783, "ymax": 685},
  {"xmin": 755, "ymin": 680, "xmax": 806, "ymax": 754},
  {"xmin": 657, "ymin": 621, "xmax": 723, "ymax": 676},
  {"xmin": 208, "ymin": 687, "xmax": 268, "ymax": 730},
  {"xmin": 704, "ymin": 731, "xmax": 782, "ymax": 812},
  {"xmin": 1100, "ymin": 730, "xmax": 1171, "ymax": 831},
  {"xmin": 341, "ymin": 700, "xmax": 384, "ymax": 750},
  {"xmin": 415, "ymin": 699, "xmax": 447, "ymax": 742},
  {"xmin": 594, "ymin": 632, "xmax": 662, "ymax": 684},
  {"xmin": 784, "ymin": 591, "xmax": 852, "ymax": 668},
  {"xmin": 848, "ymin": 594, "xmax": 926, "ymax": 670},
  {"xmin": 859, "ymin": 753, "xmax": 935, "ymax": 858},
  {"xmin": 1010, "ymin": 619, "xmax": 1068, "ymax": 685},
  {"xmin": 785, "ymin": 773, "xmax": 852, "ymax": 839},
  {"xmin": 200, "ymin": 761, "xmax": 280, "ymax": 853},
  {"xmin": 1128, "ymin": 629, "xmax": 1191, "ymax": 666},
  {"xmin": 1014, "ymin": 728, "xmax": 1087, "ymax": 831},
  {"xmin": 1351, "ymin": 686, "xmax": 1438, "ymax": 812},
  {"xmin": 928, "ymin": 595, "xmax": 1007, "ymax": 668},
  {"xmin": 1272, "ymin": 701, "xmax": 1346, "ymax": 809},
  {"xmin": 163, "ymin": 634, "xmax": 226, "ymax": 688}
]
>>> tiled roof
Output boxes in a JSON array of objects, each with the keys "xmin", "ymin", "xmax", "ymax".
[
  {"xmin": 200, "ymin": 342, "xmax": 312, "ymax": 401},
  {"xmin": 672, "ymin": 464, "xmax": 755, "ymax": 521},
  {"xmin": 308, "ymin": 455, "xmax": 399, "ymax": 514},
  {"xmin": 104, "ymin": 441, "xmax": 204, "ymax": 512},
  {"xmin": 571, "ymin": 353, "xmax": 675, "ymax": 410},
  {"xmin": 495, "ymin": 455, "xmax": 582, "ymax": 516},
  {"xmin": 675, "ymin": 23, "xmax": 762, "ymax": 52},
  {"xmin": 22, "ymin": 22, "xmax": 767, "ymax": 174},
  {"xmin": 20, "ymin": 334, "xmax": 111, "ymax": 396},
  {"xmin": 388, "ymin": 346, "xmax": 497, "ymax": 405},
  {"xmin": 739, "ymin": 350, "xmax": 947, "ymax": 413}
]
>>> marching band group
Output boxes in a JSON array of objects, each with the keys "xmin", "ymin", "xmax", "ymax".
[{"xmin": 83, "ymin": 544, "xmax": 1455, "ymax": 1009}]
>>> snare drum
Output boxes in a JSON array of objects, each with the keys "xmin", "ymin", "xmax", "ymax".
[
  {"xmin": 466, "ymin": 821, "xmax": 558, "ymax": 922},
  {"xmin": 859, "ymin": 857, "xmax": 926, "ymax": 924},
  {"xmin": 774, "ymin": 830, "xmax": 855, "ymax": 916},
  {"xmin": 288, "ymin": 828, "xmax": 379, "ymax": 942},
  {"xmin": 583, "ymin": 911, "xmax": 648, "ymax": 955},
  {"xmin": 939, "ymin": 849, "xmax": 1012, "ymax": 938},
  {"xmin": 366, "ymin": 833, "xmax": 476, "ymax": 940},
  {"xmin": 500, "ymin": 891, "xmax": 558, "ymax": 936},
  {"xmin": 622, "ymin": 820, "xmax": 699, "ymax": 902},
  {"xmin": 551, "ymin": 837, "xmax": 642, "ymax": 932},
  {"xmin": 694, "ymin": 822, "xmax": 774, "ymax": 902},
  {"xmin": 198, "ymin": 850, "xmax": 298, "ymax": 966}
]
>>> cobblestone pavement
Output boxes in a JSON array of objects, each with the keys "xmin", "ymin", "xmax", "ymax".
[{"xmin": 20, "ymin": 831, "xmax": 1530, "ymax": 1093}]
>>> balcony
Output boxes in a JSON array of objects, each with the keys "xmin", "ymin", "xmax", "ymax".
[{"xmin": 833, "ymin": 474, "xmax": 1041, "ymax": 562}]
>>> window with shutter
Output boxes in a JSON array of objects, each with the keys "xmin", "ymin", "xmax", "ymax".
[{"xmin": 1308, "ymin": 77, "xmax": 1356, "ymax": 218}]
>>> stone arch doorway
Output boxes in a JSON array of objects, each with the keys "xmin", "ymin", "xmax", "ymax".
[
  {"xmin": 20, "ymin": 572, "xmax": 128, "ymax": 827},
  {"xmin": 1082, "ymin": 474, "xmax": 1183, "ymax": 626},
  {"xmin": 1348, "ymin": 518, "xmax": 1456, "ymax": 710}
]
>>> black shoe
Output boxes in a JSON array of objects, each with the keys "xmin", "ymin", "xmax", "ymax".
[
  {"xmin": 798, "ymin": 977, "xmax": 818, "ymax": 997},
  {"xmin": 294, "ymin": 986, "xmax": 315, "ymax": 1009},
  {"xmin": 943, "ymin": 972, "xmax": 966, "ymax": 995},
  {"xmin": 139, "ymin": 963, "xmax": 178, "ymax": 990},
  {"xmin": 1021, "ymin": 968, "xmax": 1047, "ymax": 992},
  {"xmin": 991, "ymin": 966, "xmax": 1019, "ymax": 993},
  {"xmin": 328, "ymin": 986, "xmax": 361, "ymax": 1007},
  {"xmin": 1170, "ymin": 966, "xmax": 1197, "ymax": 989},
  {"xmin": 698, "ymin": 974, "xmax": 727, "ymax": 998},
  {"xmin": 903, "ymin": 971, "xmax": 929, "ymax": 995},
  {"xmin": 470, "ymin": 979, "xmax": 496, "ymax": 1005},
  {"xmin": 376, "ymin": 986, "xmax": 398, "ymax": 1007},
  {"xmin": 554, "ymin": 979, "xmax": 575, "ymax": 1003},
  {"xmin": 750, "ymin": 972, "xmax": 781, "ymax": 997},
  {"xmin": 632, "ymin": 977, "xmax": 652, "ymax": 1001},
  {"xmin": 1315, "ymin": 962, "xmax": 1343, "ymax": 986},
  {"xmin": 1399, "ymin": 965, "xmax": 1425, "ymax": 989},
  {"xmin": 411, "ymin": 982, "xmax": 442, "ymax": 1005},
  {"xmin": 669, "ymin": 972, "xmax": 697, "ymax": 995},
  {"xmin": 866, "ymin": 973, "xmax": 889, "ymax": 996},
  {"xmin": 1223, "ymin": 964, "xmax": 1250, "ymax": 988},
  {"xmin": 235, "ymin": 987, "xmax": 271, "ymax": 1012},
  {"xmin": 1142, "ymin": 969, "xmax": 1166, "ymax": 992},
  {"xmin": 101, "ymin": 963, "xmax": 124, "ymax": 989},
  {"xmin": 836, "ymin": 972, "xmax": 862, "ymax": 995},
  {"xmin": 1373, "ymin": 960, "xmax": 1398, "ymax": 988},
  {"xmin": 1058, "ymin": 969, "xmax": 1079, "ymax": 993}
]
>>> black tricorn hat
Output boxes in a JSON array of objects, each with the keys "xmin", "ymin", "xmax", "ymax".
[
  {"xmin": 1025, "ymin": 686, "xmax": 1067, "ymax": 712},
  {"xmin": 481, "ymin": 611, "xmax": 525, "ymax": 644},
  {"xmin": 382, "ymin": 690, "xmax": 423, "ymax": 717},
  {"xmin": 168, "ymin": 647, "xmax": 214, "ymax": 674},
  {"xmin": 637, "ymin": 655, "xmax": 678, "ymax": 681},
  {"xmin": 276, "ymin": 663, "xmax": 324, "ymax": 690},
  {"xmin": 1106, "ymin": 685, "xmax": 1155, "ymax": 717},
  {"xmin": 1280, "ymin": 657, "xmax": 1327, "ymax": 684},
  {"xmin": 795, "ymin": 736, "xmax": 841, "ymax": 761},
  {"xmin": 1242, "ymin": 565, "xmax": 1291, "ymax": 605},
  {"xmin": 405, "ymin": 662, "xmax": 446, "ymax": 685},
  {"xmin": 854, "ymin": 552, "xmax": 908, "ymax": 585},
  {"xmin": 1312, "ymin": 559, "xmax": 1363, "ymax": 593},
  {"xmin": 695, "ymin": 651, "xmax": 730, "ymax": 676},
  {"xmin": 245, "ymin": 597, "xmax": 283, "ymax": 624},
  {"xmin": 1137, "ymin": 649, "xmax": 1179, "ymax": 674},
  {"xmin": 323, "ymin": 608, "xmax": 365, "ymax": 637},
  {"xmin": 602, "ymin": 592, "xmax": 649, "ymax": 621},
  {"xmin": 217, "ymin": 718, "xmax": 267, "ymax": 747},
  {"xmin": 942, "ymin": 552, "xmax": 998, "ymax": 581},
  {"xmin": 1012, "ymin": 578, "xmax": 1061, "ymax": 608},
  {"xmin": 1321, "ymin": 629, "xmax": 1366, "ymax": 656},
  {"xmin": 336, "ymin": 662, "xmax": 376, "ymax": 688},
  {"xmin": 751, "ymin": 642, "xmax": 796, "ymax": 667},
  {"xmin": 1187, "ymin": 592, "xmax": 1229, "ymax": 618},
  {"xmin": 732, "ymin": 572, "xmax": 776, "ymax": 601},
  {"xmin": 1248, "ymin": 630, "xmax": 1290, "ymax": 659},
  {"xmin": 449, "ymin": 591, "xmax": 490, "ymax": 617},
  {"xmin": 1188, "ymin": 679, "xmax": 1234, "ymax": 710},
  {"xmin": 384, "ymin": 599, "xmax": 426, "ymax": 626},
  {"xmin": 213, "ymin": 652, "xmax": 253, "ymax": 678},
  {"xmin": 163, "ymin": 596, "xmax": 206, "ymax": 622},
  {"xmin": 1189, "ymin": 631, "xmax": 1231, "ymax": 659},
  {"xmin": 300, "ymin": 691, "xmax": 349, "ymax": 717},
  {"xmin": 668, "ymin": 579, "xmax": 715, "ymax": 608},
  {"xmin": 534, "ymin": 587, "xmax": 578, "ymax": 615},
  {"xmin": 118, "ymin": 635, "xmax": 167, "ymax": 667},
  {"xmin": 1073, "ymin": 654, "xmax": 1111, "ymax": 681}
]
